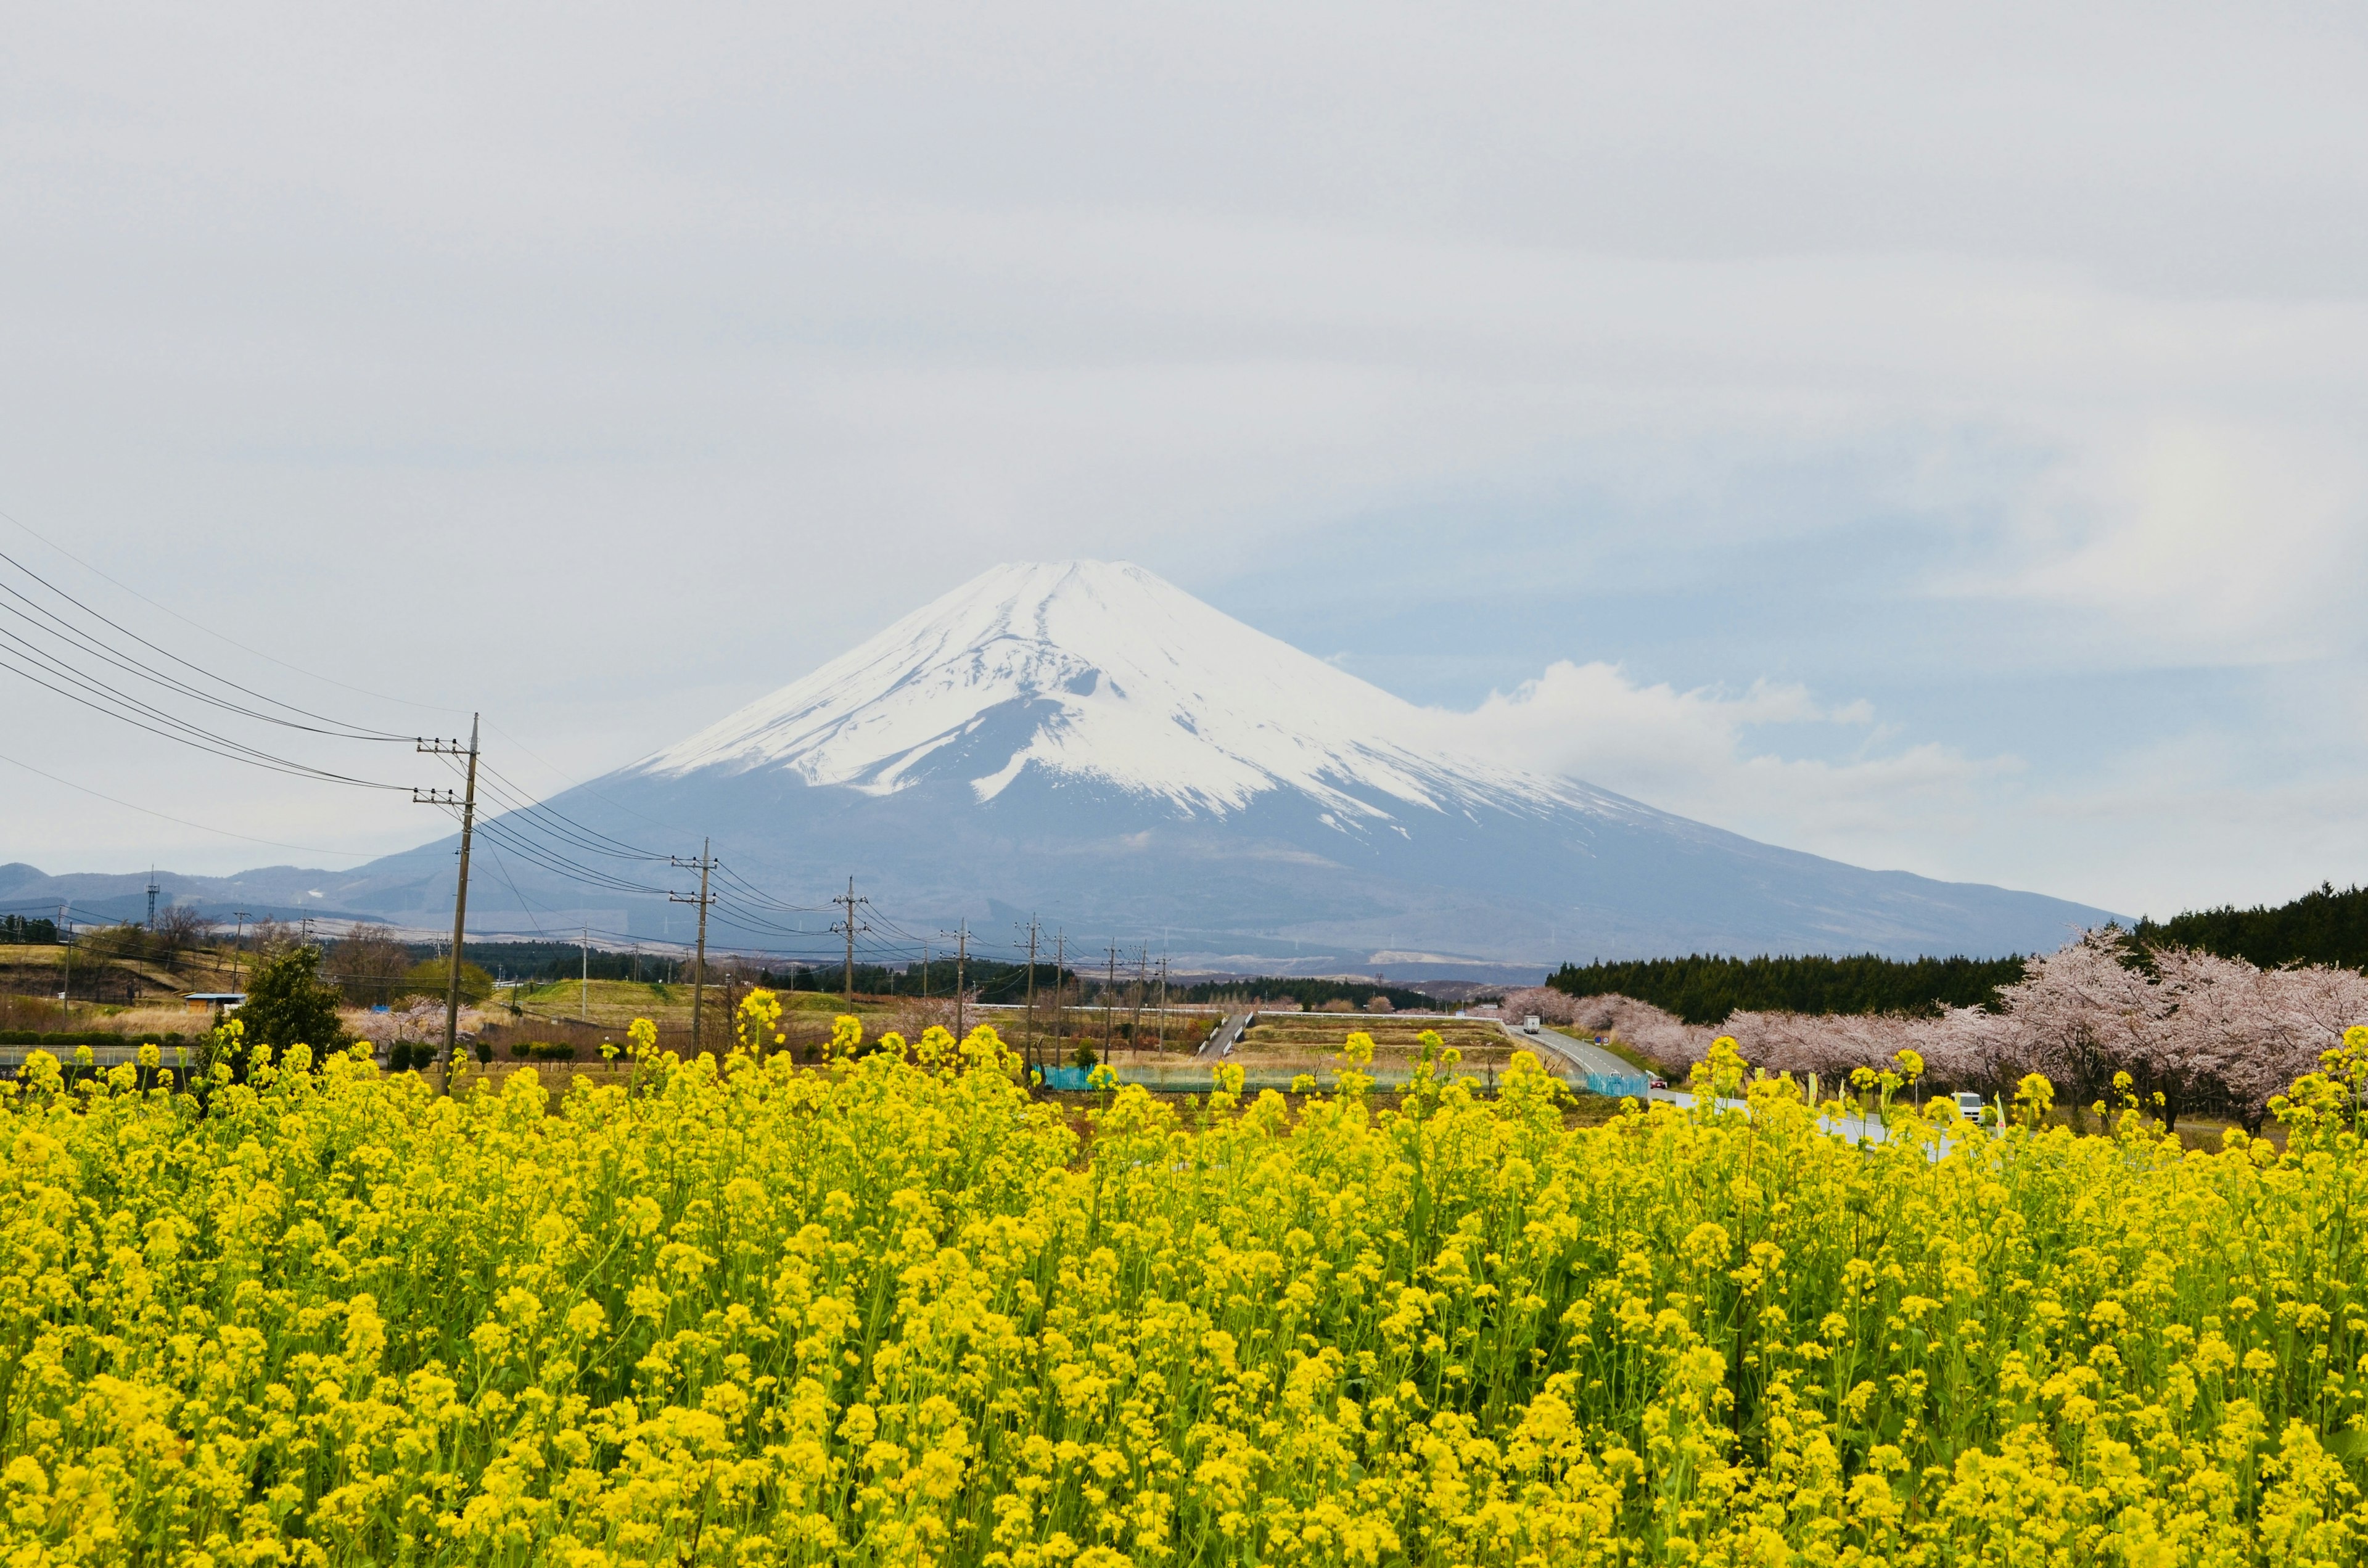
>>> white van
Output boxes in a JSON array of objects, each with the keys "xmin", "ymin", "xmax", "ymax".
[
  {"xmin": 1951, "ymin": 1091, "xmax": 1984, "ymax": 1119},
  {"xmin": 1521, "ymin": 1015, "xmax": 1541, "ymax": 1034}
]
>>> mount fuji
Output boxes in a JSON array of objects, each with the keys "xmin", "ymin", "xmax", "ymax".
[{"xmin": 46, "ymin": 562, "xmax": 2114, "ymax": 973}]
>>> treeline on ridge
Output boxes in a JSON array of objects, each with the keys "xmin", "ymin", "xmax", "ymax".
[
  {"xmin": 1545, "ymin": 953, "xmax": 2025, "ymax": 1026},
  {"xmin": 2131, "ymin": 881, "xmax": 2368, "ymax": 972},
  {"xmin": 1173, "ymin": 977, "xmax": 1439, "ymax": 1011},
  {"xmin": 1547, "ymin": 880, "xmax": 2368, "ymax": 1024},
  {"xmin": 1, "ymin": 914, "xmax": 60, "ymax": 944}
]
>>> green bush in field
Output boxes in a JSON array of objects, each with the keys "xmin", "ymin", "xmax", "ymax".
[{"xmin": 233, "ymin": 945, "xmax": 345, "ymax": 1059}]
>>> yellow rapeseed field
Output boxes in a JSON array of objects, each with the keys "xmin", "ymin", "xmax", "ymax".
[{"xmin": 2, "ymin": 1010, "xmax": 2366, "ymax": 1565}]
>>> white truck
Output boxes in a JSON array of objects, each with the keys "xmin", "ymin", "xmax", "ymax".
[{"xmin": 1521, "ymin": 1015, "xmax": 1542, "ymax": 1035}]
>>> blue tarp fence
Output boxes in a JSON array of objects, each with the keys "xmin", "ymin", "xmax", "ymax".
[{"xmin": 1037, "ymin": 1062, "xmax": 1653, "ymax": 1099}]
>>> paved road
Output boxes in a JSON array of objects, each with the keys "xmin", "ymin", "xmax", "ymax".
[
  {"xmin": 1507, "ymin": 1021, "xmax": 1652, "ymax": 1083},
  {"xmin": 1180, "ymin": 1012, "xmax": 1667, "ymax": 1089},
  {"xmin": 1198, "ymin": 1012, "xmax": 1252, "ymax": 1059}
]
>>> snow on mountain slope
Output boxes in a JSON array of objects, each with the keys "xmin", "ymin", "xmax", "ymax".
[
  {"xmin": 99, "ymin": 559, "xmax": 2119, "ymax": 965},
  {"xmin": 636, "ymin": 560, "xmax": 1623, "ymax": 827}
]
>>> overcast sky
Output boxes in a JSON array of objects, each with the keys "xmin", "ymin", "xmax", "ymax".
[{"xmin": 4, "ymin": 2, "xmax": 2365, "ymax": 921}]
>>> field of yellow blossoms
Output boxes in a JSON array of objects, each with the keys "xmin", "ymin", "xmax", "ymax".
[{"xmin": 2, "ymin": 1009, "xmax": 2367, "ymax": 1566}]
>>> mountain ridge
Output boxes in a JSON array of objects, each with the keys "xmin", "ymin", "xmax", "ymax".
[{"xmin": 7, "ymin": 562, "xmax": 2124, "ymax": 972}]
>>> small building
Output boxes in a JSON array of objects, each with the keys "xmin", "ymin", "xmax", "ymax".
[{"xmin": 184, "ymin": 992, "xmax": 245, "ymax": 1014}]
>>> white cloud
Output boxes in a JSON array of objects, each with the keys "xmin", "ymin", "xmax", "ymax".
[
  {"xmin": 1447, "ymin": 662, "xmax": 2020, "ymax": 877},
  {"xmin": 1949, "ymin": 418, "xmax": 2368, "ymax": 662},
  {"xmin": 1442, "ymin": 652, "xmax": 2368, "ymax": 921}
]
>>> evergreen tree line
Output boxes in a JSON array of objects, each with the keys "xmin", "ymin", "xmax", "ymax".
[
  {"xmin": 756, "ymin": 958, "xmax": 1077, "ymax": 1004},
  {"xmin": 0, "ymin": 915, "xmax": 59, "ymax": 943},
  {"xmin": 2131, "ymin": 882, "xmax": 2368, "ymax": 972},
  {"xmin": 450, "ymin": 942, "xmax": 689, "ymax": 985},
  {"xmin": 1173, "ymin": 977, "xmax": 1439, "ymax": 1012},
  {"xmin": 1544, "ymin": 953, "xmax": 2026, "ymax": 1026},
  {"xmin": 1545, "ymin": 882, "xmax": 2368, "ymax": 1024}
]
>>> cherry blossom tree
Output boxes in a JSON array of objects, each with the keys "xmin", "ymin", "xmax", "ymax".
[{"xmin": 1554, "ymin": 924, "xmax": 2368, "ymax": 1128}]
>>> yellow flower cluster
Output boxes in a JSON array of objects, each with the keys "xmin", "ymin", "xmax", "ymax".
[{"xmin": 1, "ymin": 1020, "xmax": 2366, "ymax": 1564}]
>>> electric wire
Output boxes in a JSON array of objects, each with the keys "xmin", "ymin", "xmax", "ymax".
[
  {"xmin": 471, "ymin": 821, "xmax": 675, "ymax": 898},
  {"xmin": 0, "ymin": 749, "xmax": 392, "ymax": 858},
  {"xmin": 469, "ymin": 770, "xmax": 670, "ymax": 864},
  {"xmin": 0, "ymin": 505, "xmax": 467, "ymax": 717},
  {"xmin": 0, "ymin": 578, "xmax": 408, "ymax": 743},
  {"xmin": 474, "ymin": 761, "xmax": 672, "ymax": 861},
  {"xmin": 480, "ymin": 718, "xmax": 706, "ymax": 842},
  {"xmin": 0, "ymin": 548, "xmax": 417, "ymax": 741},
  {"xmin": 0, "ymin": 640, "xmax": 413, "ymax": 789},
  {"xmin": 709, "ymin": 862, "xmax": 832, "ymax": 913},
  {"xmin": 474, "ymin": 837, "xmax": 553, "ymax": 943},
  {"xmin": 471, "ymin": 818, "xmax": 678, "ymax": 898},
  {"xmin": 0, "ymin": 507, "xmax": 1011, "ymax": 966}
]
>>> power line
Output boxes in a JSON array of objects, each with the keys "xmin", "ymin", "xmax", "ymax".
[
  {"xmin": 472, "ymin": 761, "xmax": 672, "ymax": 861},
  {"xmin": 708, "ymin": 861, "xmax": 831, "ymax": 913},
  {"xmin": 0, "ymin": 748, "xmax": 390, "ymax": 858},
  {"xmin": 0, "ymin": 546, "xmax": 417, "ymax": 741},
  {"xmin": 480, "ymin": 716, "xmax": 709, "ymax": 842},
  {"xmin": 0, "ymin": 639, "xmax": 413, "ymax": 789},
  {"xmin": 0, "ymin": 504, "xmax": 467, "ymax": 717},
  {"xmin": 467, "ymin": 817, "xmax": 677, "ymax": 897},
  {"xmin": 0, "ymin": 581, "xmax": 408, "ymax": 744}
]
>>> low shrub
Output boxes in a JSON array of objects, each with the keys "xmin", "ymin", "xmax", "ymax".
[{"xmin": 506, "ymin": 1039, "xmax": 578, "ymax": 1061}]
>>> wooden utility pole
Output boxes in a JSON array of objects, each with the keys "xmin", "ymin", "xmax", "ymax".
[
  {"xmin": 415, "ymin": 715, "xmax": 480, "ymax": 1095},
  {"xmin": 831, "ymin": 877, "xmax": 870, "ymax": 1005},
  {"xmin": 1102, "ymin": 945, "xmax": 1119, "ymax": 1062},
  {"xmin": 1155, "ymin": 953, "xmax": 1168, "ymax": 1051},
  {"xmin": 670, "ymin": 840, "xmax": 715, "ymax": 1052},
  {"xmin": 1022, "ymin": 918, "xmax": 1040, "ymax": 1073},
  {"xmin": 1131, "ymin": 946, "xmax": 1148, "ymax": 1059},
  {"xmin": 1052, "ymin": 930, "xmax": 1066, "ymax": 1062},
  {"xmin": 954, "ymin": 919, "xmax": 968, "ymax": 1040}
]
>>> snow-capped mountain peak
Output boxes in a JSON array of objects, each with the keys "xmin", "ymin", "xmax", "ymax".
[
  {"xmin": 274, "ymin": 559, "xmax": 2121, "ymax": 966},
  {"xmin": 636, "ymin": 560, "xmax": 1577, "ymax": 821}
]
